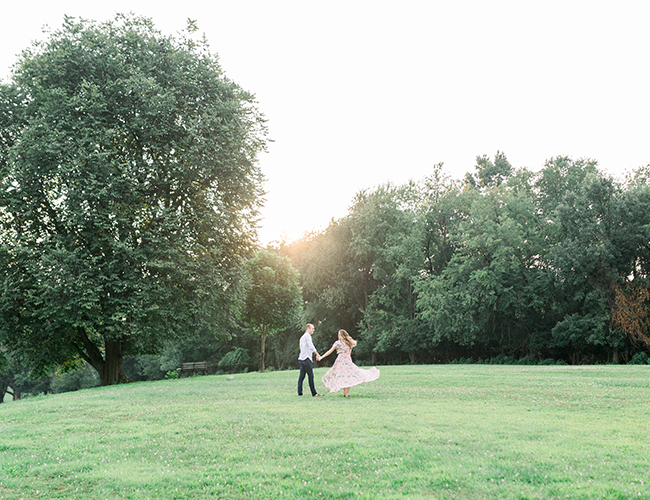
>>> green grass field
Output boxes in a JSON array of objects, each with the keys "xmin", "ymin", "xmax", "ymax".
[{"xmin": 1, "ymin": 365, "xmax": 649, "ymax": 499}]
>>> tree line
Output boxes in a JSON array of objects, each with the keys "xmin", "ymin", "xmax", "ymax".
[
  {"xmin": 2, "ymin": 15, "xmax": 650, "ymax": 402},
  {"xmin": 4, "ymin": 153, "xmax": 650, "ymax": 401},
  {"xmin": 281, "ymin": 154, "xmax": 650, "ymax": 366}
]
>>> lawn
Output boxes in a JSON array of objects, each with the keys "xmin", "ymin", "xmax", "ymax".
[{"xmin": 1, "ymin": 365, "xmax": 649, "ymax": 499}]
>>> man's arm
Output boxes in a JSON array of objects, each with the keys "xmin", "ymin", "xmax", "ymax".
[{"xmin": 308, "ymin": 335, "xmax": 319, "ymax": 360}]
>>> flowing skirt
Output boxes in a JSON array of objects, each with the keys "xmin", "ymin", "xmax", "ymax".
[{"xmin": 322, "ymin": 353, "xmax": 380, "ymax": 393}]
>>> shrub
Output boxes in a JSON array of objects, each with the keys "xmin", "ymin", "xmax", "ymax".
[
  {"xmin": 629, "ymin": 352, "xmax": 649, "ymax": 365},
  {"xmin": 123, "ymin": 355, "xmax": 167, "ymax": 381},
  {"xmin": 218, "ymin": 348, "xmax": 251, "ymax": 373},
  {"xmin": 517, "ymin": 356, "xmax": 537, "ymax": 365},
  {"xmin": 137, "ymin": 355, "xmax": 167, "ymax": 380},
  {"xmin": 490, "ymin": 355, "xmax": 516, "ymax": 365},
  {"xmin": 449, "ymin": 357, "xmax": 473, "ymax": 364},
  {"xmin": 50, "ymin": 364, "xmax": 100, "ymax": 393}
]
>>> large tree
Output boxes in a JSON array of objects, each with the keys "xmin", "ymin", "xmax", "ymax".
[
  {"xmin": 240, "ymin": 249, "xmax": 302, "ymax": 372},
  {"xmin": 351, "ymin": 183, "xmax": 425, "ymax": 363},
  {"xmin": 0, "ymin": 15, "xmax": 267, "ymax": 385}
]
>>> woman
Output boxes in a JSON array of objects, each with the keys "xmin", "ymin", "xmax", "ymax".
[{"xmin": 319, "ymin": 329, "xmax": 380, "ymax": 397}]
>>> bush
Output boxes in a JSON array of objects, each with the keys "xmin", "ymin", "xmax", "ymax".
[
  {"xmin": 517, "ymin": 356, "xmax": 537, "ymax": 365},
  {"xmin": 123, "ymin": 355, "xmax": 167, "ymax": 381},
  {"xmin": 218, "ymin": 348, "xmax": 251, "ymax": 373},
  {"xmin": 50, "ymin": 364, "xmax": 100, "ymax": 393},
  {"xmin": 138, "ymin": 355, "xmax": 168, "ymax": 380},
  {"xmin": 629, "ymin": 352, "xmax": 649, "ymax": 365},
  {"xmin": 490, "ymin": 355, "xmax": 516, "ymax": 365}
]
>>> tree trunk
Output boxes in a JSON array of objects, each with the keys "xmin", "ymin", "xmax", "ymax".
[
  {"xmin": 259, "ymin": 326, "xmax": 267, "ymax": 372},
  {"xmin": 613, "ymin": 346, "xmax": 620, "ymax": 364},
  {"xmin": 99, "ymin": 338, "xmax": 128, "ymax": 386},
  {"xmin": 77, "ymin": 330, "xmax": 128, "ymax": 386},
  {"xmin": 371, "ymin": 352, "xmax": 377, "ymax": 365},
  {"xmin": 409, "ymin": 351, "xmax": 416, "ymax": 364}
]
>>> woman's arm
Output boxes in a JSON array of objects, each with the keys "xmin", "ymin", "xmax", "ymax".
[{"xmin": 319, "ymin": 343, "xmax": 337, "ymax": 360}]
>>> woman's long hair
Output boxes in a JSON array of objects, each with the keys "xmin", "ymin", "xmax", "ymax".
[{"xmin": 338, "ymin": 329, "xmax": 357, "ymax": 349}]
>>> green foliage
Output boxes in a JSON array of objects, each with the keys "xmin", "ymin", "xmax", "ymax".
[
  {"xmin": 416, "ymin": 184, "xmax": 549, "ymax": 356},
  {"xmin": 218, "ymin": 347, "xmax": 251, "ymax": 372},
  {"xmin": 123, "ymin": 355, "xmax": 167, "ymax": 382},
  {"xmin": 50, "ymin": 364, "xmax": 100, "ymax": 393},
  {"xmin": 285, "ymin": 153, "xmax": 650, "ymax": 365},
  {"xmin": 516, "ymin": 355, "xmax": 537, "ymax": 365},
  {"xmin": 465, "ymin": 150, "xmax": 513, "ymax": 188},
  {"xmin": 241, "ymin": 249, "xmax": 302, "ymax": 371},
  {"xmin": 489, "ymin": 354, "xmax": 517, "ymax": 365},
  {"xmin": 539, "ymin": 160, "xmax": 638, "ymax": 357},
  {"xmin": 281, "ymin": 220, "xmax": 366, "ymax": 343},
  {"xmin": 629, "ymin": 352, "xmax": 649, "ymax": 365},
  {"xmin": 0, "ymin": 353, "xmax": 52, "ymax": 401},
  {"xmin": 0, "ymin": 14, "xmax": 267, "ymax": 385},
  {"xmin": 420, "ymin": 164, "xmax": 461, "ymax": 276},
  {"xmin": 241, "ymin": 250, "xmax": 303, "ymax": 334},
  {"xmin": 350, "ymin": 183, "xmax": 427, "ymax": 360}
]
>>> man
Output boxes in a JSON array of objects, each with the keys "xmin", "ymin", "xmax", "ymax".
[{"xmin": 298, "ymin": 323, "xmax": 323, "ymax": 397}]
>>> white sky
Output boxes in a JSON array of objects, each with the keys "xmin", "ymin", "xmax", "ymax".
[{"xmin": 2, "ymin": 1, "xmax": 649, "ymax": 245}]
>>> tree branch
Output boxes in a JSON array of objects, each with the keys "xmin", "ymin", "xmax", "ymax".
[{"xmin": 75, "ymin": 327, "xmax": 104, "ymax": 372}]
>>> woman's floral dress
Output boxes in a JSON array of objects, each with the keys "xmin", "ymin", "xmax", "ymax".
[{"xmin": 321, "ymin": 340, "xmax": 380, "ymax": 393}]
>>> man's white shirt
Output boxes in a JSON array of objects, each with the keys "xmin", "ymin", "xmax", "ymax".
[{"xmin": 298, "ymin": 331, "xmax": 316, "ymax": 360}]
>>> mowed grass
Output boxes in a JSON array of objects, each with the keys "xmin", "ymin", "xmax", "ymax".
[{"xmin": 1, "ymin": 365, "xmax": 650, "ymax": 499}]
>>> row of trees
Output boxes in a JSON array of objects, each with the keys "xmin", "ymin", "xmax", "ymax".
[
  {"xmin": 281, "ymin": 154, "xmax": 650, "ymax": 365},
  {"xmin": 4, "ymin": 148, "xmax": 649, "ymax": 400}
]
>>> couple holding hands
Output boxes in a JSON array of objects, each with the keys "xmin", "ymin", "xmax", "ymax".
[{"xmin": 297, "ymin": 323, "xmax": 380, "ymax": 398}]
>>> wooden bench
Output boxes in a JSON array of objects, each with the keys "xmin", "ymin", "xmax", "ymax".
[{"xmin": 180, "ymin": 361, "xmax": 208, "ymax": 377}]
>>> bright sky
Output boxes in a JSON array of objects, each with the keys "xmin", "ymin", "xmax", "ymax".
[{"xmin": 2, "ymin": 1, "xmax": 649, "ymax": 245}]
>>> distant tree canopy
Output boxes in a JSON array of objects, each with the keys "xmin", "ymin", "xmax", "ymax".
[
  {"xmin": 282, "ymin": 156, "xmax": 650, "ymax": 365},
  {"xmin": 0, "ymin": 14, "xmax": 267, "ymax": 385}
]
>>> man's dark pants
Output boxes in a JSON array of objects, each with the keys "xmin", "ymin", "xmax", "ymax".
[{"xmin": 298, "ymin": 358, "xmax": 317, "ymax": 396}]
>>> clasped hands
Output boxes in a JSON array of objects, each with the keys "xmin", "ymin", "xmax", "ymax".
[{"xmin": 316, "ymin": 354, "xmax": 322, "ymax": 362}]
